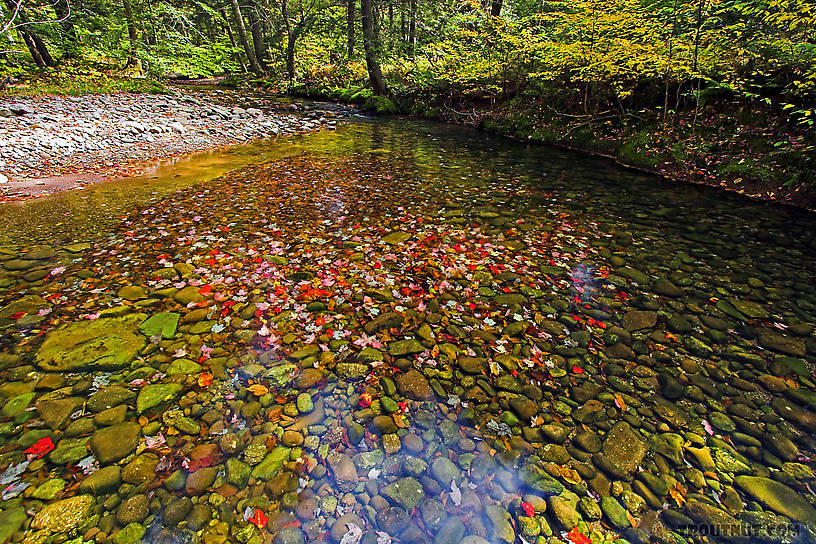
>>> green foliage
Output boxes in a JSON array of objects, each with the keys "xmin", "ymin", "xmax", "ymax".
[
  {"xmin": 363, "ymin": 95, "xmax": 398, "ymax": 114},
  {"xmin": 0, "ymin": 62, "xmax": 165, "ymax": 96}
]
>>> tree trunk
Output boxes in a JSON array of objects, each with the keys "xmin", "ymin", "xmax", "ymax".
[
  {"xmin": 6, "ymin": 0, "xmax": 56, "ymax": 67},
  {"xmin": 490, "ymin": 0, "xmax": 502, "ymax": 16},
  {"xmin": 408, "ymin": 0, "xmax": 416, "ymax": 56},
  {"xmin": 122, "ymin": 0, "xmax": 140, "ymax": 65},
  {"xmin": 248, "ymin": 7, "xmax": 268, "ymax": 69},
  {"xmin": 285, "ymin": 27, "xmax": 301, "ymax": 83},
  {"xmin": 360, "ymin": 0, "xmax": 386, "ymax": 95},
  {"xmin": 230, "ymin": 0, "xmax": 264, "ymax": 75},
  {"xmin": 347, "ymin": 0, "xmax": 354, "ymax": 59},
  {"xmin": 20, "ymin": 30, "xmax": 47, "ymax": 68},
  {"xmin": 220, "ymin": 15, "xmax": 248, "ymax": 72},
  {"xmin": 31, "ymin": 32, "xmax": 55, "ymax": 66},
  {"xmin": 53, "ymin": 0, "xmax": 79, "ymax": 58}
]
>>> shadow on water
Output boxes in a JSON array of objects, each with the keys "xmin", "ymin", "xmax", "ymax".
[{"xmin": 0, "ymin": 118, "xmax": 815, "ymax": 544}]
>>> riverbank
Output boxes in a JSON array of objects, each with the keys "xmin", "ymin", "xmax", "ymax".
[
  {"xmin": 0, "ymin": 90, "xmax": 354, "ymax": 201},
  {"xmin": 289, "ymin": 84, "xmax": 816, "ymax": 212}
]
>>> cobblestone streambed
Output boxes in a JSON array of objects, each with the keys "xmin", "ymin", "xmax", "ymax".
[{"xmin": 0, "ymin": 120, "xmax": 815, "ymax": 544}]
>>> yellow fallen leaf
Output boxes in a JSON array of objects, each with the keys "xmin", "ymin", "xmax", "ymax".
[
  {"xmin": 393, "ymin": 414, "xmax": 410, "ymax": 428},
  {"xmin": 668, "ymin": 482, "xmax": 687, "ymax": 506},
  {"xmin": 555, "ymin": 465, "xmax": 582, "ymax": 484},
  {"xmin": 247, "ymin": 383, "xmax": 269, "ymax": 396},
  {"xmin": 138, "ymin": 416, "xmax": 149, "ymax": 426}
]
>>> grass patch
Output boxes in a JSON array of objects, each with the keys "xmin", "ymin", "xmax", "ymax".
[{"xmin": 1, "ymin": 63, "xmax": 166, "ymax": 97}]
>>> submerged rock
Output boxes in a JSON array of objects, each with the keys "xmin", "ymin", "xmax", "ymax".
[
  {"xmin": 31, "ymin": 495, "xmax": 95, "ymax": 532},
  {"xmin": 735, "ymin": 476, "xmax": 816, "ymax": 523},
  {"xmin": 35, "ymin": 313, "xmax": 147, "ymax": 371}
]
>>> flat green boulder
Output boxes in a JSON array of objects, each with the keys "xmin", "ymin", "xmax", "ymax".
[
  {"xmin": 137, "ymin": 383, "xmax": 183, "ymax": 413},
  {"xmin": 251, "ymin": 446, "xmax": 291, "ymax": 480},
  {"xmin": 139, "ymin": 312, "xmax": 180, "ymax": 339},
  {"xmin": 35, "ymin": 313, "xmax": 147, "ymax": 371},
  {"xmin": 735, "ymin": 476, "xmax": 816, "ymax": 523}
]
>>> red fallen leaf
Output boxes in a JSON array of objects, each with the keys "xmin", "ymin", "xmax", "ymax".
[
  {"xmin": 397, "ymin": 401, "xmax": 408, "ymax": 414},
  {"xmin": 359, "ymin": 392, "xmax": 373, "ymax": 408},
  {"xmin": 25, "ymin": 437, "xmax": 55, "ymax": 459},
  {"xmin": 10, "ymin": 311, "xmax": 26, "ymax": 320},
  {"xmin": 520, "ymin": 502, "xmax": 535, "ymax": 517},
  {"xmin": 248, "ymin": 508, "xmax": 268, "ymax": 529},
  {"xmin": 198, "ymin": 372, "xmax": 214, "ymax": 387},
  {"xmin": 572, "ymin": 365, "xmax": 584, "ymax": 374},
  {"xmin": 186, "ymin": 455, "xmax": 213, "ymax": 472},
  {"xmin": 568, "ymin": 527, "xmax": 591, "ymax": 544},
  {"xmin": 198, "ymin": 284, "xmax": 212, "ymax": 295}
]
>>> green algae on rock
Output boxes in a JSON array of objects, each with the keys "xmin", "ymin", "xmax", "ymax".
[{"xmin": 34, "ymin": 313, "xmax": 147, "ymax": 371}]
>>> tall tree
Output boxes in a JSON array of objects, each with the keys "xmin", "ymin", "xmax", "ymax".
[
  {"xmin": 53, "ymin": 0, "xmax": 78, "ymax": 58},
  {"xmin": 491, "ymin": 0, "xmax": 502, "ymax": 16},
  {"xmin": 360, "ymin": 0, "xmax": 386, "ymax": 94},
  {"xmin": 278, "ymin": 0, "xmax": 318, "ymax": 85},
  {"xmin": 121, "ymin": 0, "xmax": 140, "ymax": 66},
  {"xmin": 247, "ymin": 5, "xmax": 268, "ymax": 70},
  {"xmin": 346, "ymin": 0, "xmax": 354, "ymax": 59},
  {"xmin": 408, "ymin": 0, "xmax": 416, "ymax": 56},
  {"xmin": 6, "ymin": 0, "xmax": 56, "ymax": 67},
  {"xmin": 229, "ymin": 0, "xmax": 265, "ymax": 75},
  {"xmin": 220, "ymin": 11, "xmax": 248, "ymax": 72}
]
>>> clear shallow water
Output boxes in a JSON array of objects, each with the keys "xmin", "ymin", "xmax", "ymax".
[{"xmin": 0, "ymin": 119, "xmax": 815, "ymax": 544}]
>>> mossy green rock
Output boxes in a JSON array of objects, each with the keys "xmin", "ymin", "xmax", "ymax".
[
  {"xmin": 382, "ymin": 477, "xmax": 425, "ymax": 509},
  {"xmin": 2, "ymin": 392, "xmax": 35, "ymax": 418},
  {"xmin": 363, "ymin": 95, "xmax": 398, "ymax": 115},
  {"xmin": 0, "ymin": 508, "xmax": 26, "ymax": 543},
  {"xmin": 603, "ymin": 421, "xmax": 647, "ymax": 473},
  {"xmin": 251, "ymin": 446, "xmax": 291, "ymax": 480},
  {"xmin": 31, "ymin": 494, "xmax": 95, "ymax": 532},
  {"xmin": 296, "ymin": 393, "xmax": 314, "ymax": 413},
  {"xmin": 600, "ymin": 496, "xmax": 630, "ymax": 529},
  {"xmin": 89, "ymin": 421, "xmax": 141, "ymax": 463},
  {"xmin": 137, "ymin": 383, "xmax": 183, "ymax": 413},
  {"xmin": 227, "ymin": 458, "xmax": 251, "ymax": 488},
  {"xmin": 113, "ymin": 522, "xmax": 146, "ymax": 544},
  {"xmin": 166, "ymin": 358, "xmax": 201, "ymax": 375},
  {"xmin": 35, "ymin": 313, "xmax": 147, "ymax": 371},
  {"xmin": 80, "ymin": 465, "xmax": 122, "ymax": 495},
  {"xmin": 32, "ymin": 478, "xmax": 66, "ymax": 500},
  {"xmin": 388, "ymin": 339, "xmax": 425, "ymax": 356},
  {"xmin": 139, "ymin": 312, "xmax": 180, "ymax": 339},
  {"xmin": 735, "ymin": 476, "xmax": 816, "ymax": 523}
]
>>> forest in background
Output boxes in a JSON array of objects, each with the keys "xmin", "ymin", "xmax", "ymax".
[{"xmin": 1, "ymin": 0, "xmax": 815, "ymax": 201}]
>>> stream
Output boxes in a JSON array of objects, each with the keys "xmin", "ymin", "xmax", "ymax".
[{"xmin": 0, "ymin": 118, "xmax": 815, "ymax": 544}]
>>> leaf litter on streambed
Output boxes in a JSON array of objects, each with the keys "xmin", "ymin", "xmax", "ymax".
[{"xmin": 0, "ymin": 152, "xmax": 814, "ymax": 544}]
